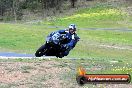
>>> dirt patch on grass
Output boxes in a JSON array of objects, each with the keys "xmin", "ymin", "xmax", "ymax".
[
  {"xmin": 0, "ymin": 59, "xmax": 132, "ymax": 88},
  {"xmin": 0, "ymin": 60, "xmax": 73, "ymax": 88}
]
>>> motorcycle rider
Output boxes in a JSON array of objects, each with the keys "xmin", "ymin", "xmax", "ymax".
[{"xmin": 46, "ymin": 24, "xmax": 80, "ymax": 57}]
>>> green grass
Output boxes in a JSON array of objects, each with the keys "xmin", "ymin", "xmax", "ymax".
[
  {"xmin": 45, "ymin": 4, "xmax": 131, "ymax": 28},
  {"xmin": 0, "ymin": 3, "xmax": 132, "ymax": 59},
  {"xmin": 0, "ymin": 23, "xmax": 132, "ymax": 59},
  {"xmin": 0, "ymin": 23, "xmax": 57, "ymax": 53},
  {"xmin": 78, "ymin": 29, "xmax": 132, "ymax": 45},
  {"xmin": 69, "ymin": 29, "xmax": 132, "ymax": 59}
]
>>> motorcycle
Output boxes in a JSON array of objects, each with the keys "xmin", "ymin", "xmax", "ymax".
[{"xmin": 35, "ymin": 33, "xmax": 68, "ymax": 58}]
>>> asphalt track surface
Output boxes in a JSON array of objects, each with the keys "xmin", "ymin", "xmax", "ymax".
[
  {"xmin": 0, "ymin": 52, "xmax": 79, "ymax": 59},
  {"xmin": 47, "ymin": 26, "xmax": 132, "ymax": 32},
  {"xmin": 0, "ymin": 52, "xmax": 59, "ymax": 59}
]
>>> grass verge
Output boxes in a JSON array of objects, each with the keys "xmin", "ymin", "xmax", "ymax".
[
  {"xmin": 44, "ymin": 4, "xmax": 132, "ymax": 28},
  {"xmin": 0, "ymin": 23, "xmax": 132, "ymax": 59}
]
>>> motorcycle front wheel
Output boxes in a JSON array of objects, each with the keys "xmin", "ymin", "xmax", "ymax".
[{"xmin": 35, "ymin": 44, "xmax": 47, "ymax": 57}]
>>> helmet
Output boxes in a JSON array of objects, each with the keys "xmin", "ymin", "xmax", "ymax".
[{"xmin": 68, "ymin": 24, "xmax": 76, "ymax": 31}]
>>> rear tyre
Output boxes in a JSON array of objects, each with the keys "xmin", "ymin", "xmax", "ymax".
[{"xmin": 35, "ymin": 44, "xmax": 47, "ymax": 57}]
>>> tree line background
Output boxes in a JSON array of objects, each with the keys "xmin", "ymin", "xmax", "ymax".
[{"xmin": 0, "ymin": 0, "xmax": 131, "ymax": 22}]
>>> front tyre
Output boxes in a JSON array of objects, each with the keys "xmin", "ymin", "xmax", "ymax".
[
  {"xmin": 56, "ymin": 52, "xmax": 64, "ymax": 58},
  {"xmin": 35, "ymin": 44, "xmax": 47, "ymax": 57}
]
